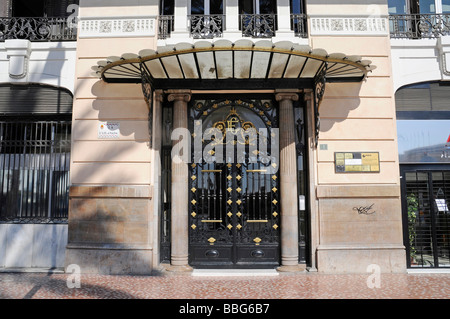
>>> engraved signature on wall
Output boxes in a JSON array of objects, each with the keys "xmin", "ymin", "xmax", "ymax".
[{"xmin": 353, "ymin": 203, "xmax": 376, "ymax": 215}]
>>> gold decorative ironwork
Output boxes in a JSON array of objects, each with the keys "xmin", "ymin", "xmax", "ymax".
[
  {"xmin": 272, "ymin": 187, "xmax": 277, "ymax": 192},
  {"xmin": 191, "ymin": 212, "xmax": 197, "ymax": 217},
  {"xmin": 253, "ymin": 237, "xmax": 262, "ymax": 245},
  {"xmin": 236, "ymin": 224, "xmax": 242, "ymax": 230},
  {"xmin": 191, "ymin": 187, "xmax": 197, "ymax": 193},
  {"xmin": 247, "ymin": 220, "xmax": 268, "ymax": 223},
  {"xmin": 247, "ymin": 169, "xmax": 267, "ymax": 173},
  {"xmin": 191, "ymin": 224, "xmax": 197, "ymax": 229},
  {"xmin": 208, "ymin": 237, "xmax": 216, "ymax": 245},
  {"xmin": 272, "ymin": 175, "xmax": 277, "ymax": 180},
  {"xmin": 191, "ymin": 175, "xmax": 197, "ymax": 181},
  {"xmin": 236, "ymin": 199, "xmax": 242, "ymax": 205},
  {"xmin": 227, "ymin": 199, "xmax": 232, "ymax": 205},
  {"xmin": 191, "ymin": 199, "xmax": 197, "ymax": 205},
  {"xmin": 202, "ymin": 220, "xmax": 222, "ymax": 222},
  {"xmin": 236, "ymin": 175, "xmax": 242, "ymax": 181},
  {"xmin": 191, "ymin": 163, "xmax": 196, "ymax": 168},
  {"xmin": 227, "ymin": 187, "xmax": 232, "ymax": 193},
  {"xmin": 236, "ymin": 187, "xmax": 242, "ymax": 193},
  {"xmin": 273, "ymin": 224, "xmax": 278, "ymax": 230},
  {"xmin": 202, "ymin": 169, "xmax": 221, "ymax": 172},
  {"xmin": 227, "ymin": 224, "xmax": 233, "ymax": 230},
  {"xmin": 227, "ymin": 212, "xmax": 232, "ymax": 217},
  {"xmin": 227, "ymin": 175, "xmax": 232, "ymax": 180},
  {"xmin": 272, "ymin": 199, "xmax": 278, "ymax": 205},
  {"xmin": 272, "ymin": 212, "xmax": 278, "ymax": 217}
]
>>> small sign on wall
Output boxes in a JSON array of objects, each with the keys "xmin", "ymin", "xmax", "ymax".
[
  {"xmin": 98, "ymin": 121, "xmax": 120, "ymax": 139},
  {"xmin": 335, "ymin": 152, "xmax": 380, "ymax": 173}
]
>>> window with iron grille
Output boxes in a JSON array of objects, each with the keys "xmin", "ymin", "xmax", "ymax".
[{"xmin": 0, "ymin": 116, "xmax": 71, "ymax": 224}]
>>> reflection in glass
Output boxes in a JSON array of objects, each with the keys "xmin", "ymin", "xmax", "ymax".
[
  {"xmin": 419, "ymin": 0, "xmax": 436, "ymax": 13},
  {"xmin": 443, "ymin": 0, "xmax": 450, "ymax": 13},
  {"xmin": 388, "ymin": 0, "xmax": 408, "ymax": 14},
  {"xmin": 397, "ymin": 120, "xmax": 450, "ymax": 163}
]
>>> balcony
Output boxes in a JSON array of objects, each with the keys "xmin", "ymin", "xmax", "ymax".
[
  {"xmin": 389, "ymin": 13, "xmax": 450, "ymax": 39},
  {"xmin": 240, "ymin": 14, "xmax": 277, "ymax": 38},
  {"xmin": 158, "ymin": 13, "xmax": 308, "ymax": 40},
  {"xmin": 0, "ymin": 17, "xmax": 77, "ymax": 42}
]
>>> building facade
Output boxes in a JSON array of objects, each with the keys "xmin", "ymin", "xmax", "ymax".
[
  {"xmin": 0, "ymin": 0, "xmax": 448, "ymax": 274},
  {"xmin": 0, "ymin": 0, "xmax": 77, "ymax": 269}
]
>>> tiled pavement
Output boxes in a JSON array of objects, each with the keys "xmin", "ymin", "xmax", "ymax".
[{"xmin": 0, "ymin": 269, "xmax": 449, "ymax": 300}]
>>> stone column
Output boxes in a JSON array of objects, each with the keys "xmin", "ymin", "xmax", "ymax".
[
  {"xmin": 166, "ymin": 90, "xmax": 192, "ymax": 272},
  {"xmin": 275, "ymin": 91, "xmax": 303, "ymax": 272}
]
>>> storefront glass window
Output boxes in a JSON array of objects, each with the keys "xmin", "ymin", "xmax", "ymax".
[{"xmin": 397, "ymin": 120, "xmax": 450, "ymax": 163}]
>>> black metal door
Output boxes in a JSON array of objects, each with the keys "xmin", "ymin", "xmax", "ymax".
[{"xmin": 188, "ymin": 96, "xmax": 280, "ymax": 268}]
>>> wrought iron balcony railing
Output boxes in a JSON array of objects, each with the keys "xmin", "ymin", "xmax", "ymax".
[
  {"xmin": 157, "ymin": 14, "xmax": 307, "ymax": 40},
  {"xmin": 158, "ymin": 15, "xmax": 174, "ymax": 40},
  {"xmin": 291, "ymin": 13, "xmax": 308, "ymax": 38},
  {"xmin": 0, "ymin": 17, "xmax": 77, "ymax": 42},
  {"xmin": 389, "ymin": 13, "xmax": 450, "ymax": 38},
  {"xmin": 189, "ymin": 14, "xmax": 225, "ymax": 39},
  {"xmin": 240, "ymin": 14, "xmax": 277, "ymax": 38}
]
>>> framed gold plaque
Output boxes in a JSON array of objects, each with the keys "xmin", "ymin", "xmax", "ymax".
[{"xmin": 335, "ymin": 152, "xmax": 380, "ymax": 173}]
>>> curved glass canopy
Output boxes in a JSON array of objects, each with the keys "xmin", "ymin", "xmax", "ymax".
[{"xmin": 92, "ymin": 39, "xmax": 375, "ymax": 89}]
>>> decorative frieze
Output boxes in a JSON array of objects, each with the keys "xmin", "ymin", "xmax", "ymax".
[
  {"xmin": 310, "ymin": 16, "xmax": 388, "ymax": 36},
  {"xmin": 79, "ymin": 17, "xmax": 156, "ymax": 38}
]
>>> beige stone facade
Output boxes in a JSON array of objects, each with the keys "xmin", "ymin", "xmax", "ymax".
[{"xmin": 66, "ymin": 0, "xmax": 406, "ymax": 274}]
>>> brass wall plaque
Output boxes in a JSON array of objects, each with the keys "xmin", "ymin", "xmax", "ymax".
[{"xmin": 335, "ymin": 152, "xmax": 380, "ymax": 173}]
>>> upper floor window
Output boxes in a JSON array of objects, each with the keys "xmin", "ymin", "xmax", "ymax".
[
  {"xmin": 389, "ymin": 0, "xmax": 450, "ymax": 38},
  {"xmin": 443, "ymin": 0, "xmax": 450, "ymax": 12},
  {"xmin": 388, "ymin": 0, "xmax": 444, "ymax": 14},
  {"xmin": 239, "ymin": 0, "xmax": 277, "ymax": 14},
  {"xmin": 11, "ymin": 0, "xmax": 79, "ymax": 18},
  {"xmin": 191, "ymin": 0, "xmax": 224, "ymax": 15}
]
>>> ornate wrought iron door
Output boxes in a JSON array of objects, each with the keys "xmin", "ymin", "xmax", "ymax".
[{"xmin": 188, "ymin": 96, "xmax": 280, "ymax": 268}]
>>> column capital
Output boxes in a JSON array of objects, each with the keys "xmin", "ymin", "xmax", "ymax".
[
  {"xmin": 167, "ymin": 93, "xmax": 191, "ymax": 103},
  {"xmin": 275, "ymin": 92, "xmax": 299, "ymax": 102}
]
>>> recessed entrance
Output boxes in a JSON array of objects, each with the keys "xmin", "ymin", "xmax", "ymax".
[{"xmin": 188, "ymin": 95, "xmax": 280, "ymax": 268}]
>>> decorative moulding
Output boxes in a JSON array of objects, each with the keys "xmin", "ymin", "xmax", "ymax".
[
  {"xmin": 78, "ymin": 16, "xmax": 156, "ymax": 38},
  {"xmin": 437, "ymin": 36, "xmax": 450, "ymax": 79},
  {"xmin": 309, "ymin": 16, "xmax": 389, "ymax": 36},
  {"xmin": 4, "ymin": 39, "xmax": 31, "ymax": 80}
]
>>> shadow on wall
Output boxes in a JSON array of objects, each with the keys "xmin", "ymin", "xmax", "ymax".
[
  {"xmin": 90, "ymin": 80, "xmax": 150, "ymax": 143},
  {"xmin": 318, "ymin": 82, "xmax": 363, "ymax": 133},
  {"xmin": 65, "ymin": 185, "xmax": 156, "ymax": 275}
]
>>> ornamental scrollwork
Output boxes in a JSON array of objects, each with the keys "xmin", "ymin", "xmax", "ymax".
[{"xmin": 313, "ymin": 63, "xmax": 327, "ymax": 148}]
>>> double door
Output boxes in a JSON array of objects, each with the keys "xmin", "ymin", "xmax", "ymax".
[{"xmin": 188, "ymin": 97, "xmax": 280, "ymax": 268}]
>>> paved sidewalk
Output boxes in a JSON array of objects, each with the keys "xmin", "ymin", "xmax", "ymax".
[{"xmin": 0, "ymin": 270, "xmax": 449, "ymax": 299}]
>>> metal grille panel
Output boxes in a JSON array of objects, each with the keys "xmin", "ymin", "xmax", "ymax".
[
  {"xmin": 403, "ymin": 168, "xmax": 450, "ymax": 268},
  {"xmin": 0, "ymin": 119, "xmax": 71, "ymax": 223}
]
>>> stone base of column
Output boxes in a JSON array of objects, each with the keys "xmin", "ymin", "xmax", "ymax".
[
  {"xmin": 277, "ymin": 264, "xmax": 306, "ymax": 273},
  {"xmin": 166, "ymin": 264, "xmax": 193, "ymax": 273}
]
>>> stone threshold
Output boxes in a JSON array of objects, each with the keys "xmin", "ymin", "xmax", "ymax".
[{"xmin": 192, "ymin": 269, "xmax": 280, "ymax": 277}]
